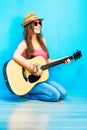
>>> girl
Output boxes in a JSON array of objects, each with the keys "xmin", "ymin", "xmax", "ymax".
[{"xmin": 13, "ymin": 12, "xmax": 70, "ymax": 101}]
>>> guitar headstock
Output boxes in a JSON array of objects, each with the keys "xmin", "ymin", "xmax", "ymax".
[{"xmin": 73, "ymin": 50, "xmax": 82, "ymax": 60}]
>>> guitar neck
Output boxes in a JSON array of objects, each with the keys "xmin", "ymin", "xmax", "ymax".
[{"xmin": 41, "ymin": 56, "xmax": 73, "ymax": 70}]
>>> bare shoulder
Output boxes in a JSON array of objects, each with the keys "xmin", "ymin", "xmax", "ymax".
[
  {"xmin": 17, "ymin": 40, "xmax": 27, "ymax": 49},
  {"xmin": 14, "ymin": 40, "xmax": 27, "ymax": 55}
]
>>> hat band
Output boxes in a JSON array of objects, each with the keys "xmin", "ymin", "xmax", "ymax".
[
  {"xmin": 25, "ymin": 16, "xmax": 39, "ymax": 22},
  {"xmin": 22, "ymin": 17, "xmax": 39, "ymax": 27}
]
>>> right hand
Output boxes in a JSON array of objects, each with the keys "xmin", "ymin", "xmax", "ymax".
[{"xmin": 29, "ymin": 63, "xmax": 43, "ymax": 76}]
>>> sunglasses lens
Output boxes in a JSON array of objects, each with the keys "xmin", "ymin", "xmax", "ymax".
[
  {"xmin": 34, "ymin": 21, "xmax": 42, "ymax": 26},
  {"xmin": 39, "ymin": 21, "xmax": 42, "ymax": 26},
  {"xmin": 34, "ymin": 22, "xmax": 38, "ymax": 26}
]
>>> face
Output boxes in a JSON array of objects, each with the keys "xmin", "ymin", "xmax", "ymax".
[{"xmin": 33, "ymin": 20, "xmax": 42, "ymax": 34}]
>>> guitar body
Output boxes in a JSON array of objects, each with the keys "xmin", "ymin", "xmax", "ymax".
[
  {"xmin": 3, "ymin": 50, "xmax": 82, "ymax": 96},
  {"xmin": 3, "ymin": 56, "xmax": 49, "ymax": 95}
]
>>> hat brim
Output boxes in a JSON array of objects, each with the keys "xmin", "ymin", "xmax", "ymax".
[{"xmin": 21, "ymin": 18, "xmax": 43, "ymax": 27}]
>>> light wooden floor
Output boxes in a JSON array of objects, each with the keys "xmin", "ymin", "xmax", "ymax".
[{"xmin": 0, "ymin": 88, "xmax": 87, "ymax": 130}]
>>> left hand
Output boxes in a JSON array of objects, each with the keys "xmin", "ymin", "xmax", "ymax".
[{"xmin": 65, "ymin": 58, "xmax": 71, "ymax": 64}]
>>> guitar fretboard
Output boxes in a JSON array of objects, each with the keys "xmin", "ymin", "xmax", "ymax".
[{"xmin": 41, "ymin": 56, "xmax": 74, "ymax": 70}]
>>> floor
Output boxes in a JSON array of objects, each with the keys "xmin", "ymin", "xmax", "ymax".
[{"xmin": 0, "ymin": 88, "xmax": 87, "ymax": 130}]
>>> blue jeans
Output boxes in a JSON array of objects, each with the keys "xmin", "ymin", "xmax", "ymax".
[{"xmin": 25, "ymin": 80, "xmax": 67, "ymax": 102}]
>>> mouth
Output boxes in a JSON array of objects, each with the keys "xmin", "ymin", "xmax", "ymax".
[{"xmin": 36, "ymin": 28, "xmax": 40, "ymax": 31}]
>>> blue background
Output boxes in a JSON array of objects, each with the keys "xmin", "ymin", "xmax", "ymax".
[{"xmin": 0, "ymin": 0, "xmax": 87, "ymax": 95}]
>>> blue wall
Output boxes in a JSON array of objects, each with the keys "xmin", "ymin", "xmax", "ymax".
[{"xmin": 0, "ymin": 0, "xmax": 87, "ymax": 94}]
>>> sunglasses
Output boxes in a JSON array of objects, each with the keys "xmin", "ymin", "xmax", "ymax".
[{"xmin": 33, "ymin": 21, "xmax": 42, "ymax": 26}]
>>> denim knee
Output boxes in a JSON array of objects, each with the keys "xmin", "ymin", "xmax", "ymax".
[
  {"xmin": 47, "ymin": 80, "xmax": 67, "ymax": 100},
  {"xmin": 49, "ymin": 91, "xmax": 61, "ymax": 102}
]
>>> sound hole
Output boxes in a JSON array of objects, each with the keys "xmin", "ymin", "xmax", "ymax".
[{"xmin": 28, "ymin": 75, "xmax": 41, "ymax": 83}]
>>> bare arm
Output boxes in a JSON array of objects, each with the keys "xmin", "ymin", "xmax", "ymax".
[
  {"xmin": 13, "ymin": 40, "xmax": 42, "ymax": 75},
  {"xmin": 47, "ymin": 58, "xmax": 70, "ymax": 64},
  {"xmin": 13, "ymin": 40, "xmax": 31, "ymax": 71}
]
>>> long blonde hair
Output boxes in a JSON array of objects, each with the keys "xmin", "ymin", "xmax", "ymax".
[{"xmin": 24, "ymin": 23, "xmax": 49, "ymax": 59}]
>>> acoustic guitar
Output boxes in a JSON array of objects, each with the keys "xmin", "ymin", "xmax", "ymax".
[{"xmin": 3, "ymin": 50, "xmax": 82, "ymax": 96}]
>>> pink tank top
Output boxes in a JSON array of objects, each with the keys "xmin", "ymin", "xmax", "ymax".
[{"xmin": 22, "ymin": 50, "xmax": 48, "ymax": 60}]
